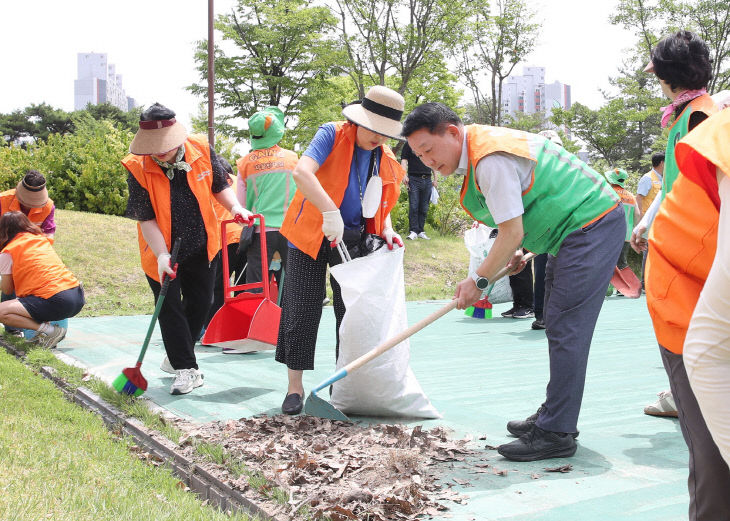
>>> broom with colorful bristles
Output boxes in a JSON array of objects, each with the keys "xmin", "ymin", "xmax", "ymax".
[
  {"xmin": 464, "ymin": 252, "xmax": 535, "ymax": 319},
  {"xmin": 464, "ymin": 295, "xmax": 493, "ymax": 319},
  {"xmin": 113, "ymin": 239, "xmax": 180, "ymax": 396}
]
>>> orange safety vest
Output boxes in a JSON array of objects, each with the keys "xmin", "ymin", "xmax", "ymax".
[
  {"xmin": 212, "ymin": 175, "xmax": 241, "ymax": 247},
  {"xmin": 646, "ymin": 109, "xmax": 730, "ymax": 354},
  {"xmin": 639, "ymin": 170, "xmax": 662, "ymax": 214},
  {"xmin": 121, "ymin": 135, "xmax": 221, "ymax": 282},
  {"xmin": 0, "ymin": 189, "xmax": 54, "ymax": 228},
  {"xmin": 2, "ymin": 232, "xmax": 79, "ymax": 299},
  {"xmin": 280, "ymin": 121, "xmax": 405, "ymax": 259}
]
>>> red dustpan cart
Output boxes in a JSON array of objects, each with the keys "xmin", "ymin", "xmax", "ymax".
[{"xmin": 203, "ymin": 215, "xmax": 281, "ymax": 353}]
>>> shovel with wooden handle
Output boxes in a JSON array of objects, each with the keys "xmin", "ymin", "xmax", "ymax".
[{"xmin": 304, "ymin": 252, "xmax": 534, "ymax": 421}]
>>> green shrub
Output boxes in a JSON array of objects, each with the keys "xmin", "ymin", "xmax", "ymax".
[{"xmin": 0, "ymin": 115, "xmax": 133, "ymax": 215}]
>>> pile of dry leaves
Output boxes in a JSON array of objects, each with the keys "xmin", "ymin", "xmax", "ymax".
[{"xmin": 176, "ymin": 415, "xmax": 477, "ymax": 520}]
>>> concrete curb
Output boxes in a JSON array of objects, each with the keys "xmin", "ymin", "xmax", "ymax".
[{"xmin": 1, "ymin": 341, "xmax": 286, "ymax": 521}]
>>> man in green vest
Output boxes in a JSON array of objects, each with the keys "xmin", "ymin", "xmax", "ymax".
[{"xmin": 403, "ymin": 103, "xmax": 625, "ymax": 462}]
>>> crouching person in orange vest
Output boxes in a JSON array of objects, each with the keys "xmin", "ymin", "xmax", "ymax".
[
  {"xmin": 0, "ymin": 170, "xmax": 57, "ymax": 336},
  {"xmin": 122, "ymin": 103, "xmax": 253, "ymax": 396},
  {"xmin": 276, "ymin": 86, "xmax": 406, "ymax": 415},
  {"xmin": 0, "ymin": 212, "xmax": 84, "ymax": 348}
]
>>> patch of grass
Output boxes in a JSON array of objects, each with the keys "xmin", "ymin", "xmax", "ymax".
[
  {"xmin": 0, "ymin": 349, "xmax": 251, "ymax": 521},
  {"xmin": 53, "ymin": 209, "xmax": 151, "ymax": 317},
  {"xmin": 196, "ymin": 442, "xmax": 227, "ymax": 465},
  {"xmin": 53, "ymin": 209, "xmax": 469, "ymax": 315},
  {"xmin": 403, "ymin": 232, "xmax": 469, "ymax": 301}
]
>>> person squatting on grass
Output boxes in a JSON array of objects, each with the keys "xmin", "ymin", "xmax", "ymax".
[
  {"xmin": 122, "ymin": 103, "xmax": 253, "ymax": 396},
  {"xmin": 0, "ymin": 170, "xmax": 58, "ymax": 336},
  {"xmin": 0, "ymin": 212, "xmax": 84, "ymax": 348},
  {"xmin": 402, "ymin": 102, "xmax": 625, "ymax": 462},
  {"xmin": 640, "ymin": 32, "xmax": 730, "ymax": 520},
  {"xmin": 275, "ymin": 86, "xmax": 406, "ymax": 415}
]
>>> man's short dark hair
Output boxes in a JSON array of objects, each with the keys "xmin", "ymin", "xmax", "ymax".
[
  {"xmin": 23, "ymin": 169, "xmax": 46, "ymax": 187},
  {"xmin": 402, "ymin": 102, "xmax": 462, "ymax": 137},
  {"xmin": 652, "ymin": 30, "xmax": 712, "ymax": 91},
  {"xmin": 651, "ymin": 153, "xmax": 665, "ymax": 168}
]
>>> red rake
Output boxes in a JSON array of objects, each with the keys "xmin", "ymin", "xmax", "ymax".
[{"xmin": 113, "ymin": 238, "xmax": 181, "ymax": 396}]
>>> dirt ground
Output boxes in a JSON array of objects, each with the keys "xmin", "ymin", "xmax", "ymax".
[{"xmin": 173, "ymin": 415, "xmax": 482, "ymax": 520}]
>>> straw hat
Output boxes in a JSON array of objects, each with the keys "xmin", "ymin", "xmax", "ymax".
[
  {"xmin": 15, "ymin": 172, "xmax": 49, "ymax": 208},
  {"xmin": 129, "ymin": 103, "xmax": 188, "ymax": 156},
  {"xmin": 248, "ymin": 107, "xmax": 285, "ymax": 151},
  {"xmin": 605, "ymin": 168, "xmax": 628, "ymax": 188},
  {"xmin": 342, "ymin": 86, "xmax": 405, "ymax": 140}
]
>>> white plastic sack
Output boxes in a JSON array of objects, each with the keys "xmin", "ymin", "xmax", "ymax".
[
  {"xmin": 430, "ymin": 186, "xmax": 439, "ymax": 205},
  {"xmin": 329, "ymin": 247, "xmax": 441, "ymax": 418},
  {"xmin": 463, "ymin": 223, "xmax": 513, "ymax": 304}
]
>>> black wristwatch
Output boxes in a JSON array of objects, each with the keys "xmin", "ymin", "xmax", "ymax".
[{"xmin": 470, "ymin": 271, "xmax": 490, "ymax": 291}]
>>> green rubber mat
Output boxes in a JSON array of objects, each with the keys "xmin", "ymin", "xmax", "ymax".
[{"xmin": 58, "ymin": 295, "xmax": 689, "ymax": 520}]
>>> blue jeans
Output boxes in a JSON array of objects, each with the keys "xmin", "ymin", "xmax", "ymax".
[
  {"xmin": 408, "ymin": 175, "xmax": 432, "ymax": 234},
  {"xmin": 536, "ymin": 205, "xmax": 625, "ymax": 433}
]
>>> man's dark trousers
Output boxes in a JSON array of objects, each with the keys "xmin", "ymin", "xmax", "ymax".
[
  {"xmin": 408, "ymin": 175, "xmax": 432, "ymax": 234},
  {"xmin": 538, "ymin": 205, "xmax": 625, "ymax": 434}
]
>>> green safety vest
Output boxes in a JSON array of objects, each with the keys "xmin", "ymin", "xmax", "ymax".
[
  {"xmin": 460, "ymin": 126, "xmax": 620, "ymax": 255},
  {"xmin": 663, "ymin": 94, "xmax": 716, "ymax": 199}
]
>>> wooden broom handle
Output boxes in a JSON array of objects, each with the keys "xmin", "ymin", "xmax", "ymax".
[{"xmin": 341, "ymin": 252, "xmax": 536, "ymax": 374}]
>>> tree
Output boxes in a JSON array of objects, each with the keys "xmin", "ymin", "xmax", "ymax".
[
  {"xmin": 612, "ymin": 0, "xmax": 730, "ymax": 93},
  {"xmin": 0, "ymin": 104, "xmax": 73, "ymax": 145},
  {"xmin": 453, "ymin": 0, "xmax": 539, "ymax": 125},
  {"xmin": 332, "ymin": 0, "xmax": 471, "ymax": 96},
  {"xmin": 80, "ymin": 103, "xmax": 141, "ymax": 133},
  {"xmin": 189, "ymin": 0, "xmax": 342, "ymax": 141},
  {"xmin": 551, "ymin": 101, "xmax": 631, "ymax": 166}
]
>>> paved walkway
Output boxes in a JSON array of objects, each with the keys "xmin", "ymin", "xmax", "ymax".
[{"xmin": 58, "ymin": 295, "xmax": 688, "ymax": 521}]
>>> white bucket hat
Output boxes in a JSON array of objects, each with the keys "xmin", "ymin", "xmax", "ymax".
[{"xmin": 342, "ymin": 86, "xmax": 405, "ymax": 140}]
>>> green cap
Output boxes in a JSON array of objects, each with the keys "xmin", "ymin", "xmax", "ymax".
[
  {"xmin": 605, "ymin": 168, "xmax": 628, "ymax": 188},
  {"xmin": 248, "ymin": 107, "xmax": 285, "ymax": 150}
]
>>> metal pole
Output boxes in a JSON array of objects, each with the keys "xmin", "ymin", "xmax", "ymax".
[{"xmin": 207, "ymin": 0, "xmax": 215, "ymax": 148}]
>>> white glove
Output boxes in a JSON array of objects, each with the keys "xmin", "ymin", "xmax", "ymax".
[
  {"xmin": 231, "ymin": 204, "xmax": 253, "ymax": 224},
  {"xmin": 156, "ymin": 253, "xmax": 175, "ymax": 282},
  {"xmin": 322, "ymin": 210, "xmax": 344, "ymax": 245},
  {"xmin": 381, "ymin": 227, "xmax": 403, "ymax": 250}
]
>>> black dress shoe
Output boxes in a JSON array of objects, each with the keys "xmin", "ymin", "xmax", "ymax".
[
  {"xmin": 507, "ymin": 407, "xmax": 580, "ymax": 438},
  {"xmin": 531, "ymin": 318, "xmax": 546, "ymax": 330},
  {"xmin": 498, "ymin": 426, "xmax": 577, "ymax": 462},
  {"xmin": 282, "ymin": 393, "xmax": 303, "ymax": 415},
  {"xmin": 506, "ymin": 406, "xmax": 544, "ymax": 437}
]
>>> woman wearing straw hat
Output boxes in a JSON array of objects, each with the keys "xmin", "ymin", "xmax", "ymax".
[
  {"xmin": 276, "ymin": 85, "xmax": 406, "ymax": 415},
  {"xmin": 122, "ymin": 103, "xmax": 253, "ymax": 396}
]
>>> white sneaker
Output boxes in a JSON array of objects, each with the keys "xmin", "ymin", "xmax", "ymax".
[
  {"xmin": 418, "ymin": 232, "xmax": 430, "ymax": 240},
  {"xmin": 160, "ymin": 356, "xmax": 176, "ymax": 374},
  {"xmin": 644, "ymin": 390, "xmax": 678, "ymax": 417},
  {"xmin": 407, "ymin": 231, "xmax": 418, "ymax": 240},
  {"xmin": 170, "ymin": 368, "xmax": 204, "ymax": 395},
  {"xmin": 37, "ymin": 325, "xmax": 67, "ymax": 349}
]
